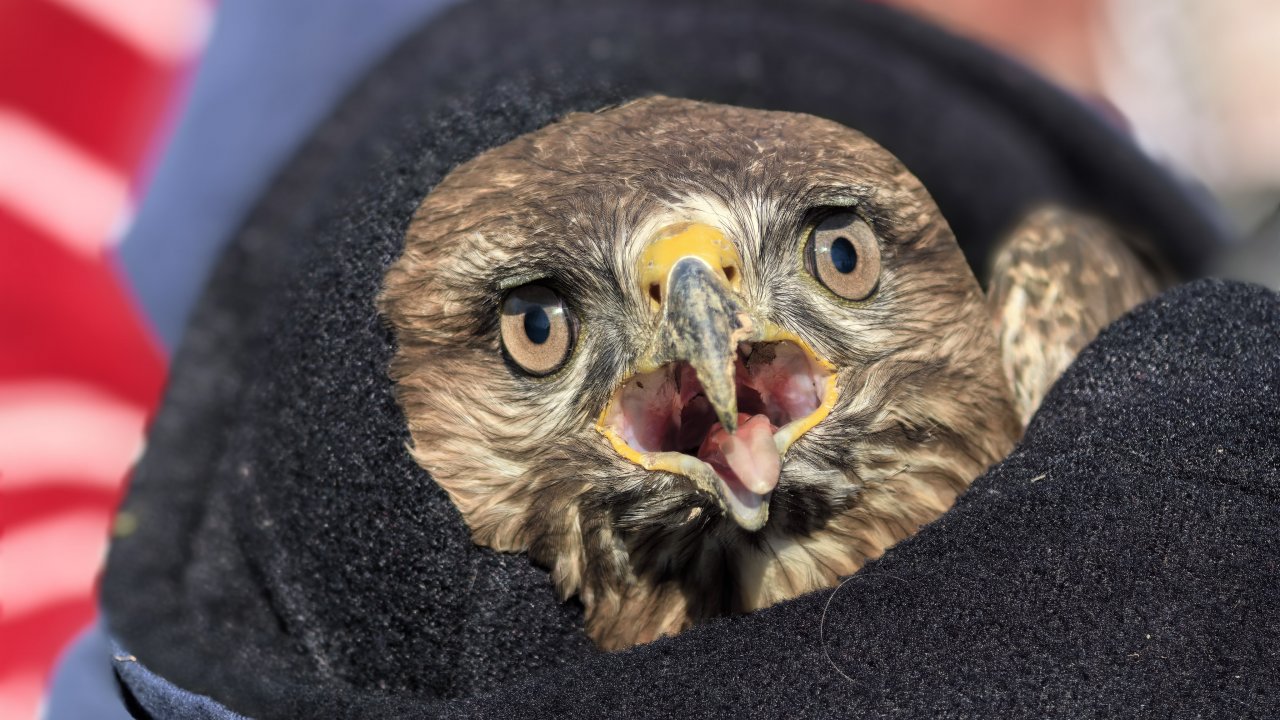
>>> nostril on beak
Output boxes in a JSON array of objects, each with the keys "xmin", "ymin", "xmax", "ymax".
[{"xmin": 639, "ymin": 222, "xmax": 742, "ymax": 312}]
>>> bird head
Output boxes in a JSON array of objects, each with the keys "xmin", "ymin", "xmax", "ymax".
[{"xmin": 380, "ymin": 97, "xmax": 1020, "ymax": 648}]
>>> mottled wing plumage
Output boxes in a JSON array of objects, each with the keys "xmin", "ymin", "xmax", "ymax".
[{"xmin": 987, "ymin": 207, "xmax": 1163, "ymax": 425}]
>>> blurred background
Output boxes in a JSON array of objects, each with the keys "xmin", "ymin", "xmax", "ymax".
[{"xmin": 1, "ymin": 0, "xmax": 1277, "ymax": 717}]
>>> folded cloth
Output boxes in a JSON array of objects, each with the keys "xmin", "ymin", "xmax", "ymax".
[
  {"xmin": 103, "ymin": 0, "xmax": 1262, "ymax": 718},
  {"xmin": 109, "ymin": 279, "xmax": 1280, "ymax": 718},
  {"xmin": 450, "ymin": 277, "xmax": 1280, "ymax": 718}
]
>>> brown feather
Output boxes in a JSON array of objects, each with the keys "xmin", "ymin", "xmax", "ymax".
[
  {"xmin": 379, "ymin": 97, "xmax": 1021, "ymax": 649},
  {"xmin": 986, "ymin": 207, "xmax": 1164, "ymax": 425}
]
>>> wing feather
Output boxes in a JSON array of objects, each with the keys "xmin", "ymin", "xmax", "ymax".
[{"xmin": 987, "ymin": 207, "xmax": 1162, "ymax": 425}]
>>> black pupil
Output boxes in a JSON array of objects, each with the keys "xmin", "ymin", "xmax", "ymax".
[
  {"xmin": 523, "ymin": 305, "xmax": 551, "ymax": 344},
  {"xmin": 829, "ymin": 237, "xmax": 857, "ymax": 274}
]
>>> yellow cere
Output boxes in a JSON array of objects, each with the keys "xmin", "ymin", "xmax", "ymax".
[{"xmin": 639, "ymin": 222, "xmax": 742, "ymax": 305}]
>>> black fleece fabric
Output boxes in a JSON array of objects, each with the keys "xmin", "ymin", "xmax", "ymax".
[
  {"xmin": 449, "ymin": 278, "xmax": 1280, "ymax": 718},
  {"xmin": 101, "ymin": 0, "xmax": 1270, "ymax": 718}
]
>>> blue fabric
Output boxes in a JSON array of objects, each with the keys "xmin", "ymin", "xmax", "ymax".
[
  {"xmin": 120, "ymin": 0, "xmax": 459, "ymax": 350},
  {"xmin": 44, "ymin": 622, "xmax": 132, "ymax": 720},
  {"xmin": 111, "ymin": 644, "xmax": 248, "ymax": 720},
  {"xmin": 43, "ymin": 621, "xmax": 248, "ymax": 720}
]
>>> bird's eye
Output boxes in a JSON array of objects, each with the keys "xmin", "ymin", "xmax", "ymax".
[
  {"xmin": 804, "ymin": 210, "xmax": 881, "ymax": 301},
  {"xmin": 500, "ymin": 284, "xmax": 575, "ymax": 376}
]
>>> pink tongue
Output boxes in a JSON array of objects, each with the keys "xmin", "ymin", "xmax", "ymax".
[{"xmin": 697, "ymin": 413, "xmax": 780, "ymax": 495}]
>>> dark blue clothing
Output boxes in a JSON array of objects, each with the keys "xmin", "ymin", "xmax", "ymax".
[
  {"xmin": 45, "ymin": 624, "xmax": 133, "ymax": 720},
  {"xmin": 47, "ymin": 621, "xmax": 247, "ymax": 719},
  {"xmin": 111, "ymin": 644, "xmax": 246, "ymax": 720}
]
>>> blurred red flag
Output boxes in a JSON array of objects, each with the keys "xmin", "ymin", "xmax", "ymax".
[{"xmin": 0, "ymin": 0, "xmax": 211, "ymax": 716}]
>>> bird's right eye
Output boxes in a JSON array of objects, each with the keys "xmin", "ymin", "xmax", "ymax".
[{"xmin": 500, "ymin": 284, "xmax": 575, "ymax": 376}]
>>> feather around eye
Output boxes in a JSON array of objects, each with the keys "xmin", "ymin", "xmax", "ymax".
[{"xmin": 804, "ymin": 210, "xmax": 881, "ymax": 301}]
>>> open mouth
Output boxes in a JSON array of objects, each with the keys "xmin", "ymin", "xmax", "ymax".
[{"xmin": 598, "ymin": 339, "xmax": 836, "ymax": 530}]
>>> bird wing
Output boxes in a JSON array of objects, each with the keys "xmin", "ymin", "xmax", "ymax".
[{"xmin": 986, "ymin": 206, "xmax": 1162, "ymax": 426}]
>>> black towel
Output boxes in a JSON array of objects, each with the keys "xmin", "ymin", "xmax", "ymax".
[
  {"xmin": 103, "ymin": 1, "xmax": 1267, "ymax": 718},
  {"xmin": 452, "ymin": 277, "xmax": 1280, "ymax": 718}
]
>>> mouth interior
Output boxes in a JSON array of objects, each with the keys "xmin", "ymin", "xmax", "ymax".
[{"xmin": 603, "ymin": 341, "xmax": 830, "ymax": 507}]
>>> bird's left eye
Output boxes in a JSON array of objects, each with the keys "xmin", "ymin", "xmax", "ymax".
[
  {"xmin": 500, "ymin": 284, "xmax": 575, "ymax": 376},
  {"xmin": 803, "ymin": 210, "xmax": 881, "ymax": 301}
]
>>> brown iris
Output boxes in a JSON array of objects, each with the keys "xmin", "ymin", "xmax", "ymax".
[
  {"xmin": 500, "ymin": 284, "xmax": 574, "ymax": 376},
  {"xmin": 805, "ymin": 210, "xmax": 881, "ymax": 301}
]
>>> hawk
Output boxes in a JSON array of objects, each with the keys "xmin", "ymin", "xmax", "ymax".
[{"xmin": 379, "ymin": 97, "xmax": 1159, "ymax": 650}]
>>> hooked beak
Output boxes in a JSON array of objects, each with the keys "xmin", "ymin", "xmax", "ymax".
[
  {"xmin": 646, "ymin": 240, "xmax": 752, "ymax": 433},
  {"xmin": 597, "ymin": 223, "xmax": 838, "ymax": 531}
]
